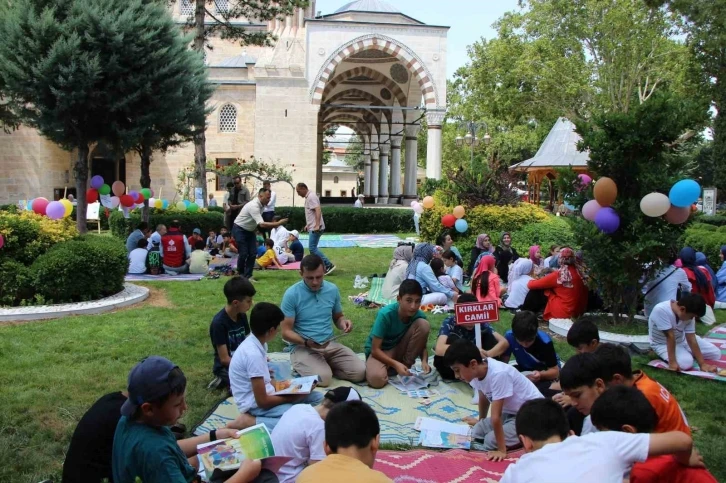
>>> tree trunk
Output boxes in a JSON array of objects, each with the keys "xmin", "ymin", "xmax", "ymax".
[
  {"xmin": 713, "ymin": 72, "xmax": 726, "ymax": 195},
  {"xmin": 140, "ymin": 143, "xmax": 152, "ymax": 224},
  {"xmin": 193, "ymin": 0, "xmax": 208, "ymax": 207},
  {"xmin": 75, "ymin": 144, "xmax": 90, "ymax": 235}
]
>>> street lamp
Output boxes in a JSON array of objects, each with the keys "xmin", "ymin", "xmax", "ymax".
[{"xmin": 455, "ymin": 121, "xmax": 490, "ymax": 169}]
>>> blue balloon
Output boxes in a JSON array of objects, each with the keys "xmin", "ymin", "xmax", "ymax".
[
  {"xmin": 183, "ymin": 200, "xmax": 190, "ymax": 207},
  {"xmin": 669, "ymin": 179, "xmax": 701, "ymax": 208},
  {"xmin": 26, "ymin": 199, "xmax": 33, "ymax": 210},
  {"xmin": 162, "ymin": 199, "xmax": 169, "ymax": 209},
  {"xmin": 454, "ymin": 218, "xmax": 468, "ymax": 233}
]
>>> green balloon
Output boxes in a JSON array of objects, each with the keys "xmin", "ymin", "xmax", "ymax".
[
  {"xmin": 175, "ymin": 201, "xmax": 186, "ymax": 210},
  {"xmin": 140, "ymin": 188, "xmax": 152, "ymax": 199},
  {"xmin": 99, "ymin": 184, "xmax": 111, "ymax": 195},
  {"xmin": 187, "ymin": 202, "xmax": 199, "ymax": 212}
]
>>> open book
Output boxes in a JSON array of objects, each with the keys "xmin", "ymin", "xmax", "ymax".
[
  {"xmin": 414, "ymin": 417, "xmax": 472, "ymax": 450},
  {"xmin": 388, "ymin": 375, "xmax": 429, "ymax": 392},
  {"xmin": 271, "ymin": 375, "xmax": 320, "ymax": 395},
  {"xmin": 197, "ymin": 424, "xmax": 291, "ymax": 481}
]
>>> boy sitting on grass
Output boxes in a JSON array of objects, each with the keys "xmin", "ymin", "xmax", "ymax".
[
  {"xmin": 503, "ymin": 310, "xmax": 561, "ymax": 397},
  {"xmin": 189, "ymin": 239, "xmax": 213, "ymax": 274},
  {"xmin": 432, "ymin": 293, "xmax": 509, "ymax": 380},
  {"xmin": 590, "ymin": 386, "xmax": 716, "ymax": 483},
  {"xmin": 364, "ymin": 280, "xmax": 431, "ymax": 388},
  {"xmin": 112, "ymin": 356, "xmax": 263, "ymax": 483},
  {"xmin": 255, "ymin": 238, "xmax": 282, "ymax": 269},
  {"xmin": 221, "ymin": 232, "xmax": 239, "ymax": 258},
  {"xmin": 566, "ymin": 317, "xmax": 601, "ymax": 354},
  {"xmin": 208, "ymin": 276, "xmax": 256, "ymax": 390},
  {"xmin": 297, "ymin": 400, "xmax": 393, "ymax": 483},
  {"xmin": 444, "ymin": 339, "xmax": 543, "ymax": 461},
  {"xmin": 500, "ymin": 398, "xmax": 694, "ymax": 483},
  {"xmin": 559, "ymin": 352, "xmax": 606, "ymax": 435},
  {"xmin": 648, "ymin": 293, "xmax": 720, "ymax": 372},
  {"xmin": 229, "ymin": 302, "xmax": 323, "ymax": 431}
]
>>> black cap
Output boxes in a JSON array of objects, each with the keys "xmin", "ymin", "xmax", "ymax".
[
  {"xmin": 324, "ymin": 386, "xmax": 361, "ymax": 404},
  {"xmin": 120, "ymin": 356, "xmax": 179, "ymax": 417}
]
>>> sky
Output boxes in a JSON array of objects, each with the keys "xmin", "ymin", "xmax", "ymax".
[{"xmin": 313, "ymin": 0, "xmax": 521, "ymax": 79}]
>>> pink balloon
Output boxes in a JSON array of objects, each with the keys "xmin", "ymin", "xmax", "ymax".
[
  {"xmin": 31, "ymin": 197, "xmax": 49, "ymax": 215},
  {"xmin": 46, "ymin": 201, "xmax": 66, "ymax": 220},
  {"xmin": 664, "ymin": 205, "xmax": 691, "ymax": 224},
  {"xmin": 582, "ymin": 200, "xmax": 602, "ymax": 221},
  {"xmin": 577, "ymin": 174, "xmax": 592, "ymax": 191},
  {"xmin": 112, "ymin": 181, "xmax": 125, "ymax": 197}
]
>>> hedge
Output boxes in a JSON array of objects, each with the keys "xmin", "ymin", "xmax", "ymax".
[
  {"xmin": 691, "ymin": 214, "xmax": 726, "ymax": 227},
  {"xmin": 110, "ymin": 207, "xmax": 415, "ymax": 237},
  {"xmin": 0, "ymin": 211, "xmax": 78, "ymax": 265},
  {"xmin": 0, "ymin": 260, "xmax": 33, "ymax": 306},
  {"xmin": 31, "ymin": 235, "xmax": 127, "ymax": 303},
  {"xmin": 682, "ymin": 225, "xmax": 726, "ymax": 267}
]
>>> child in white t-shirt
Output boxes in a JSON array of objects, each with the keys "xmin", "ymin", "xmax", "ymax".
[
  {"xmin": 648, "ymin": 294, "xmax": 720, "ymax": 372},
  {"xmin": 500, "ymin": 396, "xmax": 693, "ymax": 483},
  {"xmin": 444, "ymin": 339, "xmax": 542, "ymax": 460},
  {"xmin": 229, "ymin": 302, "xmax": 324, "ymax": 431},
  {"xmin": 128, "ymin": 239, "xmax": 149, "ymax": 274},
  {"xmin": 271, "ymin": 387, "xmax": 361, "ymax": 483},
  {"xmin": 443, "ymin": 249, "xmax": 465, "ymax": 292}
]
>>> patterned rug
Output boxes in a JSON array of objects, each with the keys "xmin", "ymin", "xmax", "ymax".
[
  {"xmin": 192, "ymin": 352, "xmax": 477, "ymax": 444},
  {"xmin": 374, "ymin": 449, "xmax": 524, "ymax": 483},
  {"xmin": 296, "ymin": 234, "xmax": 403, "ymax": 249},
  {"xmin": 124, "ymin": 273, "xmax": 205, "ymax": 282},
  {"xmin": 647, "ymin": 323, "xmax": 726, "ymax": 382}
]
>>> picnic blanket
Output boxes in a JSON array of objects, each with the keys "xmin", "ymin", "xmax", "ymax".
[
  {"xmin": 192, "ymin": 352, "xmax": 476, "ymax": 444},
  {"xmin": 374, "ymin": 448, "xmax": 524, "ymax": 483},
  {"xmin": 266, "ymin": 261, "xmax": 301, "ymax": 270},
  {"xmin": 296, "ymin": 234, "xmax": 403, "ymax": 249},
  {"xmin": 124, "ymin": 273, "xmax": 205, "ymax": 282},
  {"xmin": 210, "ymin": 256, "xmax": 237, "ymax": 269},
  {"xmin": 365, "ymin": 277, "xmax": 397, "ymax": 307},
  {"xmin": 647, "ymin": 323, "xmax": 726, "ymax": 382}
]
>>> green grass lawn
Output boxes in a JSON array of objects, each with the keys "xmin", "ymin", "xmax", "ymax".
[{"xmin": 1, "ymin": 245, "xmax": 725, "ymax": 482}]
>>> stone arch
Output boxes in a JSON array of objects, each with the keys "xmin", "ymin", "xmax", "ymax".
[
  {"xmin": 322, "ymin": 66, "xmax": 407, "ymax": 108},
  {"xmin": 311, "ymin": 34, "xmax": 439, "ymax": 107},
  {"xmin": 325, "ymin": 88, "xmax": 387, "ymax": 108}
]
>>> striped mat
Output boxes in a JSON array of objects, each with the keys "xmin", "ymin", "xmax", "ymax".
[
  {"xmin": 365, "ymin": 277, "xmax": 397, "ymax": 307},
  {"xmin": 647, "ymin": 323, "xmax": 726, "ymax": 382}
]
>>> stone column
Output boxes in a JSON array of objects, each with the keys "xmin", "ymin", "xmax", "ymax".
[
  {"xmin": 315, "ymin": 119, "xmax": 324, "ymax": 195},
  {"xmin": 363, "ymin": 151, "xmax": 371, "ymax": 196},
  {"xmin": 378, "ymin": 144, "xmax": 390, "ymax": 204},
  {"xmin": 390, "ymin": 136, "xmax": 402, "ymax": 202},
  {"xmin": 425, "ymin": 110, "xmax": 446, "ymax": 180},
  {"xmin": 403, "ymin": 125, "xmax": 420, "ymax": 205},
  {"xmin": 370, "ymin": 151, "xmax": 379, "ymax": 198}
]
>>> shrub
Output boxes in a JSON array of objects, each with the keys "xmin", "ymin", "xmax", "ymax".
[
  {"xmin": 32, "ymin": 235, "xmax": 127, "ymax": 303},
  {"xmin": 207, "ymin": 206, "xmax": 225, "ymax": 214},
  {"xmin": 511, "ymin": 216, "xmax": 576, "ymax": 255},
  {"xmin": 110, "ymin": 209, "xmax": 225, "ymax": 238},
  {"xmin": 692, "ymin": 214, "xmax": 726, "ymax": 226},
  {"xmin": 690, "ymin": 222, "xmax": 717, "ymax": 232},
  {"xmin": 0, "ymin": 211, "xmax": 78, "ymax": 265},
  {"xmin": 0, "ymin": 260, "xmax": 34, "ymax": 306},
  {"xmin": 683, "ymin": 226, "xmax": 726, "ymax": 267}
]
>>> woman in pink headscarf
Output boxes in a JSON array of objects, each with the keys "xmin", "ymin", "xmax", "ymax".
[
  {"xmin": 471, "ymin": 255, "xmax": 502, "ymax": 306},
  {"xmin": 529, "ymin": 245, "xmax": 545, "ymax": 276},
  {"xmin": 527, "ymin": 247, "xmax": 588, "ymax": 320}
]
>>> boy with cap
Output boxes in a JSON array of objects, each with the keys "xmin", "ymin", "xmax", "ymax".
[
  {"xmin": 111, "ymin": 356, "xmax": 262, "ymax": 483},
  {"xmin": 271, "ymin": 386, "xmax": 361, "ymax": 483},
  {"xmin": 287, "ymin": 230, "xmax": 304, "ymax": 262},
  {"xmin": 188, "ymin": 227, "xmax": 204, "ymax": 248}
]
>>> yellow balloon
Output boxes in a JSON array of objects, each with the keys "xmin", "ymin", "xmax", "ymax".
[
  {"xmin": 422, "ymin": 196, "xmax": 435, "ymax": 209},
  {"xmin": 176, "ymin": 201, "xmax": 187, "ymax": 210},
  {"xmin": 60, "ymin": 199, "xmax": 73, "ymax": 217},
  {"xmin": 154, "ymin": 199, "xmax": 163, "ymax": 209},
  {"xmin": 453, "ymin": 205, "xmax": 465, "ymax": 219}
]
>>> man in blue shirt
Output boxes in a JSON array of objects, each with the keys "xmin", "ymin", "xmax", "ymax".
[
  {"xmin": 281, "ymin": 255, "xmax": 366, "ymax": 386},
  {"xmin": 125, "ymin": 222, "xmax": 150, "ymax": 253}
]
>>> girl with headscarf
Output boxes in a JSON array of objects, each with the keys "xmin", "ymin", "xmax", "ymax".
[
  {"xmin": 526, "ymin": 247, "xmax": 588, "ymax": 320},
  {"xmin": 679, "ymin": 247, "xmax": 715, "ymax": 307},
  {"xmin": 529, "ymin": 245, "xmax": 545, "ymax": 276},
  {"xmin": 716, "ymin": 246, "xmax": 726, "ymax": 307},
  {"xmin": 696, "ymin": 252, "xmax": 718, "ymax": 291},
  {"xmin": 381, "ymin": 244, "xmax": 414, "ymax": 299},
  {"xmin": 471, "ymin": 255, "xmax": 502, "ymax": 306},
  {"xmin": 493, "ymin": 232, "xmax": 520, "ymax": 284},
  {"xmin": 504, "ymin": 258, "xmax": 534, "ymax": 309},
  {"xmin": 469, "ymin": 234, "xmax": 494, "ymax": 275},
  {"xmin": 406, "ymin": 243, "xmax": 456, "ymax": 305}
]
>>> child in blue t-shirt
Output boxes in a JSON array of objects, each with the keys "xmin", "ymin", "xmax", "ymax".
[
  {"xmin": 288, "ymin": 230, "xmax": 304, "ymax": 261},
  {"xmin": 503, "ymin": 310, "xmax": 561, "ymax": 397}
]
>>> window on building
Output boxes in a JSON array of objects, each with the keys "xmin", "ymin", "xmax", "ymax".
[
  {"xmin": 219, "ymin": 104, "xmax": 237, "ymax": 132},
  {"xmin": 340, "ymin": 191, "xmax": 347, "ymax": 197},
  {"xmin": 180, "ymin": 0, "xmax": 194, "ymax": 15},
  {"xmin": 324, "ymin": 190, "xmax": 331, "ymax": 197},
  {"xmin": 214, "ymin": 0, "xmax": 229, "ymax": 12},
  {"xmin": 333, "ymin": 176, "xmax": 339, "ymax": 184}
]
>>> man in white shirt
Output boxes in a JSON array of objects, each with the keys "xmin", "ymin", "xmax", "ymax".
[
  {"xmin": 643, "ymin": 261, "xmax": 691, "ymax": 316},
  {"xmin": 261, "ymin": 181, "xmax": 277, "ymax": 239},
  {"xmin": 147, "ymin": 224, "xmax": 167, "ymax": 251},
  {"xmin": 232, "ymin": 188, "xmax": 288, "ymax": 281},
  {"xmin": 354, "ymin": 194, "xmax": 364, "ymax": 208},
  {"xmin": 648, "ymin": 294, "xmax": 720, "ymax": 372},
  {"xmin": 500, "ymin": 398, "xmax": 693, "ymax": 483},
  {"xmin": 271, "ymin": 386, "xmax": 361, "ymax": 483}
]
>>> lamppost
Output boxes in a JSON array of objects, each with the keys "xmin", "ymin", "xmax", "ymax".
[{"xmin": 455, "ymin": 121, "xmax": 491, "ymax": 170}]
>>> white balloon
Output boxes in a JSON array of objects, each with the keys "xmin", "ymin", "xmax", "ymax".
[
  {"xmin": 110, "ymin": 196, "xmax": 120, "ymax": 208},
  {"xmin": 640, "ymin": 192, "xmax": 671, "ymax": 217},
  {"xmin": 412, "ymin": 202, "xmax": 424, "ymax": 215}
]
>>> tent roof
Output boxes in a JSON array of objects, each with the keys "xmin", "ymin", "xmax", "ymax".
[{"xmin": 510, "ymin": 118, "xmax": 589, "ymax": 171}]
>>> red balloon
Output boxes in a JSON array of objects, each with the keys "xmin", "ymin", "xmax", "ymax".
[
  {"xmin": 120, "ymin": 194, "xmax": 135, "ymax": 207},
  {"xmin": 86, "ymin": 189, "xmax": 99, "ymax": 204},
  {"xmin": 136, "ymin": 193, "xmax": 145, "ymax": 204},
  {"xmin": 442, "ymin": 214, "xmax": 456, "ymax": 228},
  {"xmin": 31, "ymin": 197, "xmax": 49, "ymax": 215}
]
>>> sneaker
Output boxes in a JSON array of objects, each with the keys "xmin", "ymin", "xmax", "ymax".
[
  {"xmin": 248, "ymin": 277, "xmax": 258, "ymax": 283},
  {"xmin": 325, "ymin": 265, "xmax": 336, "ymax": 275},
  {"xmin": 207, "ymin": 376, "xmax": 223, "ymax": 390}
]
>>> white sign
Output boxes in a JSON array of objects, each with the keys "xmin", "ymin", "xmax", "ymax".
[{"xmin": 703, "ymin": 188, "xmax": 717, "ymax": 216}]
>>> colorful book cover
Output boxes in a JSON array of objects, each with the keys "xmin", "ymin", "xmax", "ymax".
[
  {"xmin": 198, "ymin": 424, "xmax": 276, "ymax": 479},
  {"xmin": 271, "ymin": 375, "xmax": 320, "ymax": 395},
  {"xmin": 418, "ymin": 429, "xmax": 471, "ymax": 450}
]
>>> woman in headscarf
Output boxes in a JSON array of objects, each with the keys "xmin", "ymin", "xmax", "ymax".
[
  {"xmin": 493, "ymin": 232, "xmax": 519, "ymax": 284},
  {"xmin": 471, "ymin": 255, "xmax": 502, "ymax": 306},
  {"xmin": 504, "ymin": 258, "xmax": 534, "ymax": 309},
  {"xmin": 679, "ymin": 247, "xmax": 715, "ymax": 307},
  {"xmin": 469, "ymin": 233, "xmax": 494, "ymax": 275},
  {"xmin": 526, "ymin": 247, "xmax": 588, "ymax": 320},
  {"xmin": 381, "ymin": 244, "xmax": 414, "ymax": 299},
  {"xmin": 406, "ymin": 243, "xmax": 457, "ymax": 305},
  {"xmin": 716, "ymin": 246, "xmax": 726, "ymax": 308},
  {"xmin": 529, "ymin": 245, "xmax": 545, "ymax": 276},
  {"xmin": 696, "ymin": 251, "xmax": 718, "ymax": 291}
]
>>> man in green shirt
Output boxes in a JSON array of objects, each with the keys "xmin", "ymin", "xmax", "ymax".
[{"xmin": 364, "ymin": 280, "xmax": 431, "ymax": 388}]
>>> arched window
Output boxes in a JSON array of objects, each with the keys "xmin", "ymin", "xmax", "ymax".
[
  {"xmin": 219, "ymin": 104, "xmax": 237, "ymax": 132},
  {"xmin": 334, "ymin": 176, "xmax": 339, "ymax": 184},
  {"xmin": 214, "ymin": 0, "xmax": 229, "ymax": 12},
  {"xmin": 180, "ymin": 0, "xmax": 194, "ymax": 15}
]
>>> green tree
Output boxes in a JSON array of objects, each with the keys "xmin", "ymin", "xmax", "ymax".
[
  {"xmin": 183, "ymin": 0, "xmax": 307, "ymax": 207},
  {"xmin": 344, "ymin": 135, "xmax": 365, "ymax": 171}
]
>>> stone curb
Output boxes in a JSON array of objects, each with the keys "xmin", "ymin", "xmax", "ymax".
[
  {"xmin": 0, "ymin": 283, "xmax": 149, "ymax": 322},
  {"xmin": 549, "ymin": 317, "xmax": 651, "ymax": 351}
]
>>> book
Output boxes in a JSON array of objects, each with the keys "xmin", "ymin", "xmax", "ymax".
[
  {"xmin": 271, "ymin": 375, "xmax": 320, "ymax": 395},
  {"xmin": 197, "ymin": 424, "xmax": 279, "ymax": 481},
  {"xmin": 414, "ymin": 417, "xmax": 472, "ymax": 450},
  {"xmin": 414, "ymin": 417, "xmax": 472, "ymax": 436},
  {"xmin": 389, "ymin": 375, "xmax": 429, "ymax": 392}
]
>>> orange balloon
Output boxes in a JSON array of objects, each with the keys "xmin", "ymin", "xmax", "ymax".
[
  {"xmin": 453, "ymin": 205, "xmax": 466, "ymax": 219},
  {"xmin": 593, "ymin": 177, "xmax": 617, "ymax": 207},
  {"xmin": 422, "ymin": 196, "xmax": 435, "ymax": 209}
]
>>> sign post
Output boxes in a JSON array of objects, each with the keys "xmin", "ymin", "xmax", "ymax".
[
  {"xmin": 703, "ymin": 187, "xmax": 717, "ymax": 216},
  {"xmin": 454, "ymin": 301, "xmax": 500, "ymax": 349}
]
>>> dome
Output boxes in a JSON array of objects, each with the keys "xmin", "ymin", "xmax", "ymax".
[{"xmin": 334, "ymin": 0, "xmax": 400, "ymax": 14}]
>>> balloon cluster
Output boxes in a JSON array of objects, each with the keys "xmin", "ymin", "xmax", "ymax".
[
  {"xmin": 411, "ymin": 196, "xmax": 469, "ymax": 233},
  {"xmin": 88, "ymin": 177, "xmax": 172, "ymax": 212},
  {"xmin": 582, "ymin": 177, "xmax": 620, "ymax": 234},
  {"xmin": 639, "ymin": 179, "xmax": 700, "ymax": 224},
  {"xmin": 29, "ymin": 197, "xmax": 73, "ymax": 220}
]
